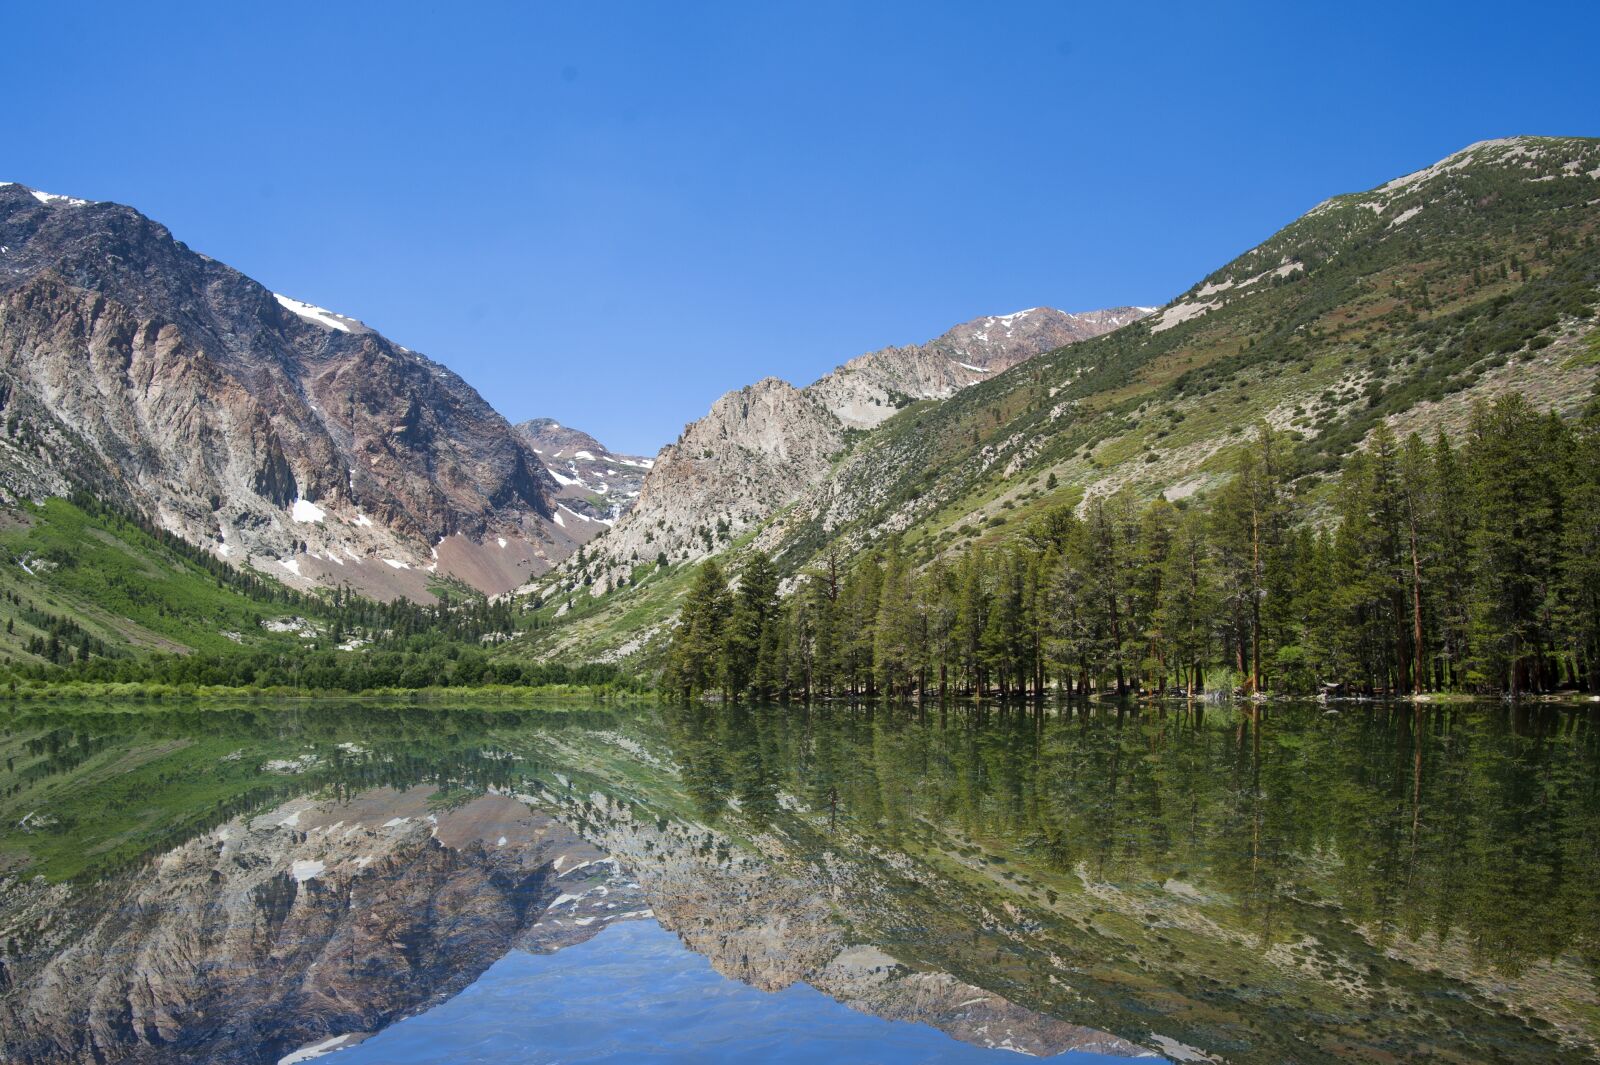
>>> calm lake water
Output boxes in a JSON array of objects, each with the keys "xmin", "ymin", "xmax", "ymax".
[
  {"xmin": 338, "ymin": 919, "xmax": 1131, "ymax": 1065},
  {"xmin": 1, "ymin": 698, "xmax": 1596, "ymax": 1063}
]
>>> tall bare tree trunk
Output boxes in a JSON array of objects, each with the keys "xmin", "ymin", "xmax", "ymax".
[{"xmin": 1409, "ymin": 518, "xmax": 1426, "ymax": 694}]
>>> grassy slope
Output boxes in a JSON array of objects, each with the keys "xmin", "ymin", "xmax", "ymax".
[
  {"xmin": 505, "ymin": 527, "xmax": 765, "ymax": 670},
  {"xmin": 0, "ymin": 497, "xmax": 318, "ymax": 663},
  {"xmin": 511, "ymin": 137, "xmax": 1600, "ymax": 664}
]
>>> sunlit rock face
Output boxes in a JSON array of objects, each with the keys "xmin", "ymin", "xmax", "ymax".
[
  {"xmin": 570, "ymin": 306, "xmax": 1148, "ymax": 583},
  {"xmin": 807, "ymin": 306, "xmax": 1155, "ymax": 430},
  {"xmin": 0, "ymin": 183, "xmax": 585, "ymax": 600}
]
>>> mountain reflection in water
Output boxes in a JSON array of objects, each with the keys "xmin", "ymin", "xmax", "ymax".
[
  {"xmin": 340, "ymin": 919, "xmax": 1134, "ymax": 1064},
  {"xmin": 0, "ymin": 698, "xmax": 1595, "ymax": 1063}
]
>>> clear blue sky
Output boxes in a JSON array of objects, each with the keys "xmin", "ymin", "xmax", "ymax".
[{"xmin": 4, "ymin": 2, "xmax": 1597, "ymax": 455}]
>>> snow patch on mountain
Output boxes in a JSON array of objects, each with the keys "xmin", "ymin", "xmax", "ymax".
[
  {"xmin": 273, "ymin": 293, "xmax": 355, "ymax": 333},
  {"xmin": 290, "ymin": 498, "xmax": 326, "ymax": 523}
]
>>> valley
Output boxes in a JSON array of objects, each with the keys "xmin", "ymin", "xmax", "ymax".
[{"xmin": 0, "ymin": 135, "xmax": 1598, "ymax": 1065}]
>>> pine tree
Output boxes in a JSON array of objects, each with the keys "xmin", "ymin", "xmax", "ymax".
[
  {"xmin": 1466, "ymin": 397, "xmax": 1568, "ymax": 693},
  {"xmin": 1429, "ymin": 430, "xmax": 1474, "ymax": 688},
  {"xmin": 954, "ymin": 550, "xmax": 989, "ymax": 694},
  {"xmin": 873, "ymin": 542, "xmax": 921, "ymax": 699},
  {"xmin": 722, "ymin": 551, "xmax": 779, "ymax": 697},
  {"xmin": 1398, "ymin": 432, "xmax": 1434, "ymax": 692},
  {"xmin": 665, "ymin": 560, "xmax": 732, "ymax": 699},
  {"xmin": 1557, "ymin": 408, "xmax": 1600, "ymax": 689},
  {"xmin": 1158, "ymin": 509, "xmax": 1215, "ymax": 694}
]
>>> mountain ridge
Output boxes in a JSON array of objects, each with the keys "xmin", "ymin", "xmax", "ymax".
[
  {"xmin": 0, "ymin": 182, "xmax": 598, "ymax": 601},
  {"xmin": 514, "ymin": 417, "xmax": 654, "ymax": 524},
  {"xmin": 557, "ymin": 305, "xmax": 1152, "ymax": 589},
  {"xmin": 518, "ymin": 134, "xmax": 1600, "ymax": 663}
]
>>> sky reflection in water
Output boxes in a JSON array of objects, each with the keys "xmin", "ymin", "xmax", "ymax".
[{"xmin": 339, "ymin": 919, "xmax": 1132, "ymax": 1065}]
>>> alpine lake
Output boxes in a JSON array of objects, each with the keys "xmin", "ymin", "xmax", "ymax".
[{"xmin": 1, "ymin": 696, "xmax": 1596, "ymax": 1064}]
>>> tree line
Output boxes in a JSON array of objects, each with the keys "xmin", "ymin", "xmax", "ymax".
[
  {"xmin": 665, "ymin": 395, "xmax": 1600, "ymax": 701},
  {"xmin": 13, "ymin": 634, "xmax": 635, "ymax": 693}
]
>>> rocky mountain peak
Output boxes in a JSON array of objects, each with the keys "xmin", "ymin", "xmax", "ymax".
[
  {"xmin": 545, "ymin": 304, "xmax": 1145, "ymax": 590},
  {"xmin": 517, "ymin": 418, "xmax": 607, "ymax": 456},
  {"xmin": 805, "ymin": 305, "xmax": 1153, "ymax": 430},
  {"xmin": 514, "ymin": 418, "xmax": 654, "ymax": 524},
  {"xmin": 0, "ymin": 183, "xmax": 600, "ymax": 600}
]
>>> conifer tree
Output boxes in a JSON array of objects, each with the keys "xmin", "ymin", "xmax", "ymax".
[
  {"xmin": 723, "ymin": 551, "xmax": 779, "ymax": 697},
  {"xmin": 666, "ymin": 560, "xmax": 732, "ymax": 699},
  {"xmin": 874, "ymin": 542, "xmax": 921, "ymax": 699},
  {"xmin": 1557, "ymin": 409, "xmax": 1600, "ymax": 689}
]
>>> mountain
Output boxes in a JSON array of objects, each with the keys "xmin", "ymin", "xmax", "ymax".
[
  {"xmin": 0, "ymin": 183, "xmax": 597, "ymax": 600},
  {"xmin": 514, "ymin": 418, "xmax": 654, "ymax": 524},
  {"xmin": 517, "ymin": 135, "xmax": 1600, "ymax": 662},
  {"xmin": 557, "ymin": 306, "xmax": 1148, "ymax": 592},
  {"xmin": 0, "ymin": 785, "xmax": 637, "ymax": 1065},
  {"xmin": 808, "ymin": 306, "xmax": 1155, "ymax": 429}
]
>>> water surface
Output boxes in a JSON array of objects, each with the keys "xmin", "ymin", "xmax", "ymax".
[
  {"xmin": 341, "ymin": 919, "xmax": 1132, "ymax": 1064},
  {"xmin": 0, "ymin": 698, "xmax": 1595, "ymax": 1063}
]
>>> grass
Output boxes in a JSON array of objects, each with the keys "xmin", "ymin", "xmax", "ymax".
[
  {"xmin": 0, "ymin": 680, "xmax": 654, "ymax": 703},
  {"xmin": 0, "ymin": 497, "xmax": 314, "ymax": 660}
]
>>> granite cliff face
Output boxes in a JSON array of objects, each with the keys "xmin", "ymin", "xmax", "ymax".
[
  {"xmin": 567, "ymin": 378, "xmax": 846, "ymax": 583},
  {"xmin": 558, "ymin": 307, "xmax": 1146, "ymax": 586},
  {"xmin": 0, "ymin": 183, "xmax": 594, "ymax": 599}
]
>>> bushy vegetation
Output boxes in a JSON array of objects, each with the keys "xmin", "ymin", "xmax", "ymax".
[
  {"xmin": 667, "ymin": 395, "xmax": 1600, "ymax": 699},
  {"xmin": 10, "ymin": 638, "xmax": 638, "ymax": 695},
  {"xmin": 0, "ymin": 496, "xmax": 636, "ymax": 694}
]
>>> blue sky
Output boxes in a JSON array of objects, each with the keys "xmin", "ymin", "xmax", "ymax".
[{"xmin": 5, "ymin": 2, "xmax": 1597, "ymax": 454}]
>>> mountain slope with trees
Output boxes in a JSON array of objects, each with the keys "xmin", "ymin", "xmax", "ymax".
[
  {"xmin": 667, "ymin": 397, "xmax": 1600, "ymax": 699},
  {"xmin": 528, "ymin": 136, "xmax": 1600, "ymax": 681}
]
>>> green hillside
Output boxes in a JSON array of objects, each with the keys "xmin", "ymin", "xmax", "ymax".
[
  {"xmin": 0, "ymin": 496, "xmax": 632, "ymax": 695},
  {"xmin": 0, "ymin": 495, "xmax": 329, "ymax": 664},
  {"xmin": 516, "ymin": 136, "xmax": 1600, "ymax": 671}
]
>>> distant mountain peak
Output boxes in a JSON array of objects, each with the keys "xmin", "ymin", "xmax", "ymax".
[
  {"xmin": 0, "ymin": 182, "xmax": 93, "ymax": 208},
  {"xmin": 557, "ymin": 302, "xmax": 1146, "ymax": 583},
  {"xmin": 807, "ymin": 305, "xmax": 1153, "ymax": 428},
  {"xmin": 514, "ymin": 418, "xmax": 653, "ymax": 526}
]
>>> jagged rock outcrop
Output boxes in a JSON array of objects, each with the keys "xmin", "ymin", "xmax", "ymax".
[
  {"xmin": 555, "ymin": 378, "xmax": 847, "ymax": 581},
  {"xmin": 808, "ymin": 306, "xmax": 1154, "ymax": 429},
  {"xmin": 0, "ymin": 183, "xmax": 595, "ymax": 599},
  {"xmin": 515, "ymin": 417, "xmax": 654, "ymax": 524},
  {"xmin": 560, "ymin": 308, "xmax": 1145, "ymax": 583}
]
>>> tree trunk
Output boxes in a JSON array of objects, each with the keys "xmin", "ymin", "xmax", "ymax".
[
  {"xmin": 1250, "ymin": 507, "xmax": 1263, "ymax": 694},
  {"xmin": 1409, "ymin": 518, "xmax": 1427, "ymax": 694}
]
